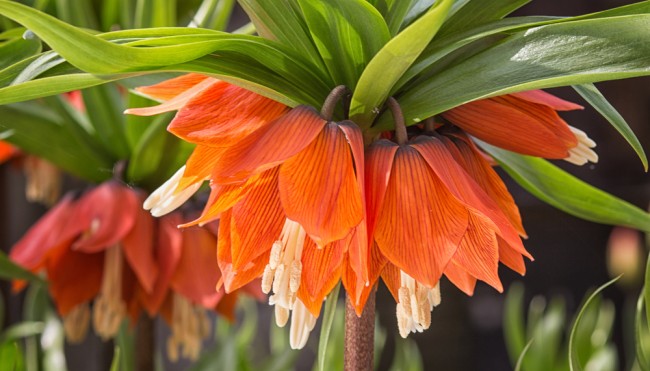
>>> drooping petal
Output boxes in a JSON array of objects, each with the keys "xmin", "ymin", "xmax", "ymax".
[
  {"xmin": 121, "ymin": 197, "xmax": 158, "ymax": 294},
  {"xmin": 411, "ymin": 136, "xmax": 525, "ymax": 256},
  {"xmin": 10, "ymin": 194, "xmax": 78, "ymax": 271},
  {"xmin": 73, "ymin": 182, "xmax": 140, "ymax": 253},
  {"xmin": 511, "ymin": 90, "xmax": 583, "ymax": 111},
  {"xmin": 279, "ymin": 122, "xmax": 363, "ymax": 247},
  {"xmin": 498, "ymin": 237, "xmax": 528, "ymax": 276},
  {"xmin": 170, "ymin": 226, "xmax": 223, "ymax": 308},
  {"xmin": 125, "ymin": 78, "xmax": 218, "ymax": 116},
  {"xmin": 443, "ymin": 135, "xmax": 526, "ymax": 236},
  {"xmin": 297, "ymin": 261, "xmax": 343, "ymax": 317},
  {"xmin": 46, "ymin": 244, "xmax": 104, "ymax": 315},
  {"xmin": 212, "ymin": 106, "xmax": 327, "ymax": 184},
  {"xmin": 217, "ymin": 210, "xmax": 272, "ymax": 292},
  {"xmin": 442, "ymin": 98, "xmax": 571, "ymax": 158},
  {"xmin": 176, "ymin": 145, "xmax": 226, "ymax": 191},
  {"xmin": 365, "ymin": 140, "xmax": 398, "ymax": 246},
  {"xmin": 342, "ymin": 242, "xmax": 387, "ymax": 315},
  {"xmin": 339, "ymin": 121, "xmax": 369, "ymax": 284},
  {"xmin": 167, "ymin": 81, "xmax": 289, "ymax": 146},
  {"xmin": 141, "ymin": 213, "xmax": 182, "ymax": 315},
  {"xmin": 444, "ymin": 263, "xmax": 477, "ymax": 296},
  {"xmin": 452, "ymin": 212, "xmax": 502, "ymax": 292},
  {"xmin": 135, "ymin": 74, "xmax": 211, "ymax": 101},
  {"xmin": 300, "ymin": 238, "xmax": 347, "ymax": 301},
  {"xmin": 374, "ymin": 145, "xmax": 468, "ymax": 287},
  {"xmin": 0, "ymin": 140, "xmax": 17, "ymax": 163}
]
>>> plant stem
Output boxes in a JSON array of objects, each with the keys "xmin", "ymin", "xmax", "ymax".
[
  {"xmin": 135, "ymin": 315, "xmax": 155, "ymax": 371},
  {"xmin": 344, "ymin": 288, "xmax": 376, "ymax": 371}
]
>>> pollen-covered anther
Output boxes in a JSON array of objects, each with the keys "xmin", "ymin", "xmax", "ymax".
[
  {"xmin": 565, "ymin": 126, "xmax": 598, "ymax": 166},
  {"xmin": 167, "ymin": 294, "xmax": 211, "ymax": 362},
  {"xmin": 260, "ymin": 218, "xmax": 307, "ymax": 328},
  {"xmin": 396, "ymin": 271, "xmax": 440, "ymax": 338},
  {"xmin": 92, "ymin": 245, "xmax": 127, "ymax": 340},
  {"xmin": 63, "ymin": 302, "xmax": 91, "ymax": 343}
]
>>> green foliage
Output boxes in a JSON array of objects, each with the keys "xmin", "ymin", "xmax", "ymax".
[{"xmin": 504, "ymin": 280, "xmax": 618, "ymax": 371}]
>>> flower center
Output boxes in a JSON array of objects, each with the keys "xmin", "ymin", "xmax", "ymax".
[
  {"xmin": 167, "ymin": 294, "xmax": 211, "ymax": 362},
  {"xmin": 395, "ymin": 271, "xmax": 441, "ymax": 338},
  {"xmin": 92, "ymin": 244, "xmax": 127, "ymax": 340},
  {"xmin": 63, "ymin": 302, "xmax": 90, "ymax": 343}
]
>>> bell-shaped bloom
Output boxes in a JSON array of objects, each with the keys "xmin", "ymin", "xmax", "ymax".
[
  {"xmin": 358, "ymin": 133, "xmax": 531, "ymax": 337},
  {"xmin": 441, "ymin": 90, "xmax": 598, "ymax": 165}
]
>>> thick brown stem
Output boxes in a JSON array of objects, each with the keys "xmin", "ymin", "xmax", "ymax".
[
  {"xmin": 135, "ymin": 315, "xmax": 155, "ymax": 371},
  {"xmin": 344, "ymin": 289, "xmax": 376, "ymax": 371}
]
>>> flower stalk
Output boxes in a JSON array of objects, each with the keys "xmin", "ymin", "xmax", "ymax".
[{"xmin": 344, "ymin": 287, "xmax": 376, "ymax": 371}]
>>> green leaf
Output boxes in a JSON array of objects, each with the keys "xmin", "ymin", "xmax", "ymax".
[
  {"xmin": 568, "ymin": 277, "xmax": 619, "ymax": 371},
  {"xmin": 81, "ymin": 84, "xmax": 130, "ymax": 159},
  {"xmin": 389, "ymin": 337, "xmax": 423, "ymax": 371},
  {"xmin": 0, "ymin": 322, "xmax": 45, "ymax": 344},
  {"xmin": 573, "ymin": 83, "xmax": 648, "ymax": 171},
  {"xmin": 0, "ymin": 342, "xmax": 23, "ymax": 371},
  {"xmin": 481, "ymin": 142, "xmax": 650, "ymax": 233},
  {"xmin": 238, "ymin": 0, "xmax": 324, "ymax": 71},
  {"xmin": 636, "ymin": 292, "xmax": 650, "ymax": 371},
  {"xmin": 110, "ymin": 347, "xmax": 121, "ymax": 371},
  {"xmin": 438, "ymin": 0, "xmax": 531, "ymax": 36},
  {"xmin": 0, "ymin": 251, "xmax": 44, "ymax": 283},
  {"xmin": 645, "ymin": 249, "xmax": 650, "ymax": 335},
  {"xmin": 385, "ymin": 15, "xmax": 650, "ymax": 127},
  {"xmin": 0, "ymin": 29, "xmax": 41, "ymax": 70},
  {"xmin": 350, "ymin": 0, "xmax": 452, "ymax": 128},
  {"xmin": 298, "ymin": 0, "xmax": 390, "ymax": 89},
  {"xmin": 515, "ymin": 340, "xmax": 534, "ymax": 371},
  {"xmin": 504, "ymin": 282, "xmax": 527, "ymax": 366},
  {"xmin": 55, "ymin": 0, "xmax": 98, "ymax": 29},
  {"xmin": 317, "ymin": 282, "xmax": 340, "ymax": 371},
  {"xmin": 116, "ymin": 323, "xmax": 135, "ymax": 371},
  {"xmin": 189, "ymin": 0, "xmax": 236, "ymax": 30}
]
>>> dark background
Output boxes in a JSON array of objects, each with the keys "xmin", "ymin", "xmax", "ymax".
[{"xmin": 1, "ymin": 1, "xmax": 649, "ymax": 370}]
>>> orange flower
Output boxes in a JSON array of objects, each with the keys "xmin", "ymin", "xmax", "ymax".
[
  {"xmin": 441, "ymin": 90, "xmax": 598, "ymax": 165},
  {"xmin": 10, "ymin": 181, "xmax": 251, "ymax": 358},
  {"xmin": 0, "ymin": 140, "xmax": 17, "ymax": 163}
]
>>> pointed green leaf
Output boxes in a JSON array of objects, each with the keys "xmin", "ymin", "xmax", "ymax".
[
  {"xmin": 55, "ymin": 0, "xmax": 98, "ymax": 29},
  {"xmin": 81, "ymin": 84, "xmax": 130, "ymax": 159},
  {"xmin": 0, "ymin": 251, "xmax": 44, "ymax": 284},
  {"xmin": 134, "ymin": 0, "xmax": 177, "ymax": 28},
  {"xmin": 438, "ymin": 0, "xmax": 531, "ymax": 36},
  {"xmin": 514, "ymin": 340, "xmax": 534, "ymax": 371},
  {"xmin": 573, "ymin": 83, "xmax": 647, "ymax": 171},
  {"xmin": 636, "ymin": 292, "xmax": 650, "ymax": 371},
  {"xmin": 0, "ymin": 28, "xmax": 41, "ymax": 70},
  {"xmin": 317, "ymin": 282, "xmax": 340, "ymax": 371},
  {"xmin": 298, "ymin": 0, "xmax": 390, "ymax": 89},
  {"xmin": 504, "ymin": 282, "xmax": 527, "ymax": 366},
  {"xmin": 350, "ymin": 0, "xmax": 452, "ymax": 128},
  {"xmin": 481, "ymin": 142, "xmax": 650, "ymax": 233},
  {"xmin": 387, "ymin": 15, "xmax": 650, "ymax": 127},
  {"xmin": 126, "ymin": 112, "xmax": 175, "ymax": 184},
  {"xmin": 568, "ymin": 277, "xmax": 619, "ymax": 371}
]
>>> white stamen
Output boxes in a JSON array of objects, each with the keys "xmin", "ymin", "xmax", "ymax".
[
  {"xmin": 289, "ymin": 299, "xmax": 317, "ymax": 349},
  {"xmin": 566, "ymin": 126, "xmax": 598, "ymax": 166},
  {"xmin": 167, "ymin": 294, "xmax": 211, "ymax": 362},
  {"xmin": 395, "ymin": 271, "xmax": 440, "ymax": 338},
  {"xmin": 143, "ymin": 166, "xmax": 204, "ymax": 217}
]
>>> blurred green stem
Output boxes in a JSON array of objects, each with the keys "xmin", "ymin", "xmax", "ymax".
[{"xmin": 344, "ymin": 287, "xmax": 376, "ymax": 371}]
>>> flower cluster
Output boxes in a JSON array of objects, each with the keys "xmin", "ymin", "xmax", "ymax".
[
  {"xmin": 129, "ymin": 74, "xmax": 597, "ymax": 347},
  {"xmin": 10, "ymin": 180, "xmax": 258, "ymax": 360}
]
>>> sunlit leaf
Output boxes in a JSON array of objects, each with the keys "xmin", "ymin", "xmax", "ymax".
[
  {"xmin": 298, "ymin": 0, "xmax": 390, "ymax": 89},
  {"xmin": 349, "ymin": 0, "xmax": 452, "ymax": 128},
  {"xmin": 573, "ymin": 83, "xmax": 648, "ymax": 171},
  {"xmin": 438, "ymin": 0, "xmax": 530, "ymax": 36},
  {"xmin": 317, "ymin": 282, "xmax": 340, "ymax": 371},
  {"xmin": 481, "ymin": 142, "xmax": 650, "ymax": 233}
]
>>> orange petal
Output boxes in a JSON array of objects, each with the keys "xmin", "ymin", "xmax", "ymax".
[
  {"xmin": 121, "ymin": 196, "xmax": 158, "ymax": 293},
  {"xmin": 365, "ymin": 140, "xmax": 398, "ymax": 245},
  {"xmin": 217, "ymin": 210, "xmax": 271, "ymax": 292},
  {"xmin": 0, "ymin": 140, "xmax": 17, "ymax": 163},
  {"xmin": 72, "ymin": 182, "xmax": 140, "ymax": 253},
  {"xmin": 444, "ymin": 263, "xmax": 477, "ymax": 296},
  {"xmin": 498, "ymin": 236, "xmax": 529, "ymax": 275},
  {"xmin": 46, "ymin": 245, "xmax": 103, "ymax": 315},
  {"xmin": 141, "ymin": 213, "xmax": 182, "ymax": 315},
  {"xmin": 442, "ymin": 98, "xmax": 571, "ymax": 158},
  {"xmin": 170, "ymin": 226, "xmax": 223, "ymax": 308},
  {"xmin": 215, "ymin": 290, "xmax": 239, "ymax": 322},
  {"xmin": 338, "ymin": 122, "xmax": 369, "ymax": 283},
  {"xmin": 10, "ymin": 194, "xmax": 78, "ymax": 271},
  {"xmin": 443, "ymin": 135, "xmax": 526, "ymax": 236},
  {"xmin": 343, "ymin": 243, "xmax": 387, "ymax": 315},
  {"xmin": 176, "ymin": 145, "xmax": 226, "ymax": 191},
  {"xmin": 301, "ymin": 238, "xmax": 347, "ymax": 300},
  {"xmin": 374, "ymin": 145, "xmax": 468, "ymax": 287},
  {"xmin": 298, "ymin": 263, "xmax": 343, "ymax": 317},
  {"xmin": 126, "ymin": 77, "xmax": 218, "ymax": 116},
  {"xmin": 279, "ymin": 122, "xmax": 363, "ymax": 247},
  {"xmin": 379, "ymin": 262, "xmax": 401, "ymax": 302},
  {"xmin": 167, "ymin": 81, "xmax": 289, "ymax": 146},
  {"xmin": 212, "ymin": 106, "xmax": 326, "ymax": 184},
  {"xmin": 136, "ymin": 74, "xmax": 210, "ymax": 100},
  {"xmin": 411, "ymin": 136, "xmax": 526, "ymax": 258},
  {"xmin": 452, "ymin": 212, "xmax": 502, "ymax": 292},
  {"xmin": 511, "ymin": 90, "xmax": 583, "ymax": 111}
]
